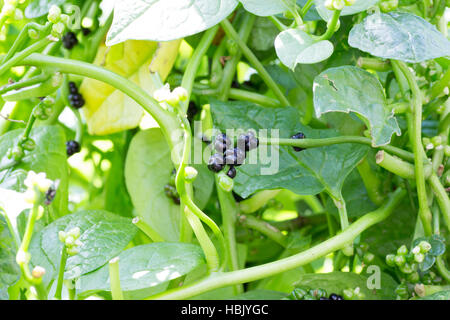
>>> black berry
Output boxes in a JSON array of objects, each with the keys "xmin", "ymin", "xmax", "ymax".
[
  {"xmin": 214, "ymin": 133, "xmax": 231, "ymax": 154},
  {"xmin": 62, "ymin": 32, "xmax": 78, "ymax": 50},
  {"xmin": 238, "ymin": 131, "xmax": 259, "ymax": 152},
  {"xmin": 81, "ymin": 28, "xmax": 91, "ymax": 36},
  {"xmin": 208, "ymin": 153, "xmax": 225, "ymax": 172},
  {"xmin": 66, "ymin": 140, "xmax": 81, "ymax": 156},
  {"xmin": 224, "ymin": 147, "xmax": 245, "ymax": 166},
  {"xmin": 226, "ymin": 166, "xmax": 237, "ymax": 179},
  {"xmin": 291, "ymin": 132, "xmax": 306, "ymax": 152},
  {"xmin": 68, "ymin": 81, "xmax": 78, "ymax": 94},
  {"xmin": 44, "ymin": 187, "xmax": 56, "ymax": 205},
  {"xmin": 69, "ymin": 93, "xmax": 85, "ymax": 109},
  {"xmin": 329, "ymin": 293, "xmax": 343, "ymax": 300}
]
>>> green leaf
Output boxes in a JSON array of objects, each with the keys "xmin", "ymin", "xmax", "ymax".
[
  {"xmin": 106, "ymin": 0, "xmax": 239, "ymax": 44},
  {"xmin": 29, "ymin": 210, "xmax": 137, "ymax": 284},
  {"xmin": 294, "ymin": 271, "xmax": 398, "ymax": 299},
  {"xmin": 313, "ymin": 66, "xmax": 401, "ymax": 147},
  {"xmin": 315, "ymin": 0, "xmax": 380, "ymax": 21},
  {"xmin": 275, "ymin": 28, "xmax": 334, "ymax": 69},
  {"xmin": 232, "ymin": 289, "xmax": 287, "ymax": 300},
  {"xmin": 413, "ymin": 235, "xmax": 446, "ymax": 257},
  {"xmin": 348, "ymin": 12, "xmax": 450, "ymax": 63},
  {"xmin": 125, "ymin": 128, "xmax": 214, "ymax": 241},
  {"xmin": 419, "ymin": 290, "xmax": 450, "ymax": 300},
  {"xmin": 239, "ymin": 0, "xmax": 293, "ymax": 16},
  {"xmin": 249, "ymin": 17, "xmax": 279, "ymax": 52},
  {"xmin": 210, "ymin": 100, "xmax": 368, "ymax": 198},
  {"xmin": 361, "ymin": 201, "xmax": 416, "ymax": 257},
  {"xmin": 78, "ymin": 243, "xmax": 205, "ymax": 297},
  {"xmin": 0, "ymin": 216, "xmax": 20, "ymax": 300},
  {"xmin": 0, "ymin": 126, "xmax": 69, "ymax": 216},
  {"xmin": 24, "ymin": 0, "xmax": 66, "ymax": 18}
]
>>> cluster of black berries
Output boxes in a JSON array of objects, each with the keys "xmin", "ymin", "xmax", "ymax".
[
  {"xmin": 164, "ymin": 169, "xmax": 180, "ymax": 205},
  {"xmin": 207, "ymin": 131, "xmax": 259, "ymax": 179},
  {"xmin": 319, "ymin": 293, "xmax": 344, "ymax": 301},
  {"xmin": 68, "ymin": 81, "xmax": 85, "ymax": 109},
  {"xmin": 291, "ymin": 132, "xmax": 306, "ymax": 152},
  {"xmin": 62, "ymin": 32, "xmax": 78, "ymax": 50},
  {"xmin": 66, "ymin": 140, "xmax": 80, "ymax": 157}
]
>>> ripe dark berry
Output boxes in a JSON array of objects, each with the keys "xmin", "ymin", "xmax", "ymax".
[
  {"xmin": 291, "ymin": 132, "xmax": 306, "ymax": 152},
  {"xmin": 44, "ymin": 187, "xmax": 57, "ymax": 205},
  {"xmin": 226, "ymin": 166, "xmax": 237, "ymax": 179},
  {"xmin": 62, "ymin": 32, "xmax": 78, "ymax": 50},
  {"xmin": 66, "ymin": 140, "xmax": 80, "ymax": 156},
  {"xmin": 208, "ymin": 153, "xmax": 225, "ymax": 172},
  {"xmin": 69, "ymin": 93, "xmax": 85, "ymax": 109},
  {"xmin": 214, "ymin": 133, "xmax": 231, "ymax": 153},
  {"xmin": 81, "ymin": 28, "xmax": 91, "ymax": 36},
  {"xmin": 329, "ymin": 293, "xmax": 343, "ymax": 300},
  {"xmin": 173, "ymin": 197, "xmax": 180, "ymax": 205},
  {"xmin": 225, "ymin": 148, "xmax": 245, "ymax": 166},
  {"xmin": 238, "ymin": 131, "xmax": 259, "ymax": 152},
  {"xmin": 68, "ymin": 81, "xmax": 78, "ymax": 94}
]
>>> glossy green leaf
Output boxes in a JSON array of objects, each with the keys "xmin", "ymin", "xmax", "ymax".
[
  {"xmin": 362, "ymin": 201, "xmax": 416, "ymax": 257},
  {"xmin": 315, "ymin": 0, "xmax": 380, "ymax": 21},
  {"xmin": 294, "ymin": 271, "xmax": 398, "ymax": 299},
  {"xmin": 313, "ymin": 66, "xmax": 401, "ymax": 147},
  {"xmin": 210, "ymin": 100, "xmax": 368, "ymax": 198},
  {"xmin": 125, "ymin": 128, "xmax": 214, "ymax": 242},
  {"xmin": 412, "ymin": 235, "xmax": 446, "ymax": 257},
  {"xmin": 29, "ymin": 210, "xmax": 137, "ymax": 284},
  {"xmin": 249, "ymin": 17, "xmax": 279, "ymax": 52},
  {"xmin": 25, "ymin": 0, "xmax": 66, "ymax": 18},
  {"xmin": 239, "ymin": 0, "xmax": 293, "ymax": 16},
  {"xmin": 106, "ymin": 0, "xmax": 239, "ymax": 44},
  {"xmin": 78, "ymin": 243, "xmax": 205, "ymax": 297},
  {"xmin": 0, "ymin": 126, "xmax": 69, "ymax": 216},
  {"xmin": 0, "ymin": 216, "xmax": 20, "ymax": 300},
  {"xmin": 275, "ymin": 28, "xmax": 334, "ymax": 68},
  {"xmin": 348, "ymin": 12, "xmax": 450, "ymax": 63}
]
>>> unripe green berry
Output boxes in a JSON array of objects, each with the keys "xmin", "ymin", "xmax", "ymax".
[
  {"xmin": 290, "ymin": 288, "xmax": 307, "ymax": 300},
  {"xmin": 414, "ymin": 253, "xmax": 425, "ymax": 263},
  {"xmin": 386, "ymin": 254, "xmax": 396, "ymax": 267},
  {"xmin": 363, "ymin": 252, "xmax": 375, "ymax": 264},
  {"xmin": 21, "ymin": 138, "xmax": 36, "ymax": 151},
  {"xmin": 400, "ymin": 263, "xmax": 414, "ymax": 274},
  {"xmin": 218, "ymin": 172, "xmax": 234, "ymax": 192},
  {"xmin": 407, "ymin": 272, "xmax": 420, "ymax": 283},
  {"xmin": 342, "ymin": 244, "xmax": 354, "ymax": 256},
  {"xmin": 431, "ymin": 136, "xmax": 443, "ymax": 147},
  {"xmin": 343, "ymin": 289, "xmax": 354, "ymax": 300},
  {"xmin": 11, "ymin": 145, "xmax": 24, "ymax": 161},
  {"xmin": 418, "ymin": 241, "xmax": 431, "ymax": 253},
  {"xmin": 395, "ymin": 283, "xmax": 409, "ymax": 298},
  {"xmin": 47, "ymin": 5, "xmax": 61, "ymax": 24},
  {"xmin": 394, "ymin": 255, "xmax": 406, "ymax": 266},
  {"xmin": 397, "ymin": 245, "xmax": 408, "ymax": 256}
]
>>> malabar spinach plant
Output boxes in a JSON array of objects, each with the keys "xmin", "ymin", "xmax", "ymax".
[{"xmin": 0, "ymin": 0, "xmax": 450, "ymax": 301}]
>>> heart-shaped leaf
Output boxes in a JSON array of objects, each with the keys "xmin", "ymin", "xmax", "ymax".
[
  {"xmin": 210, "ymin": 100, "xmax": 368, "ymax": 199},
  {"xmin": 313, "ymin": 66, "xmax": 401, "ymax": 147},
  {"xmin": 78, "ymin": 243, "xmax": 205, "ymax": 297},
  {"xmin": 275, "ymin": 28, "xmax": 334, "ymax": 69},
  {"xmin": 29, "ymin": 210, "xmax": 137, "ymax": 284},
  {"xmin": 106, "ymin": 0, "xmax": 239, "ymax": 44},
  {"xmin": 348, "ymin": 12, "xmax": 450, "ymax": 63}
]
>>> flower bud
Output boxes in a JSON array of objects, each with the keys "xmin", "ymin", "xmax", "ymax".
[
  {"xmin": 397, "ymin": 245, "xmax": 408, "ymax": 256},
  {"xmin": 184, "ymin": 166, "xmax": 198, "ymax": 183},
  {"xmin": 58, "ymin": 231, "xmax": 67, "ymax": 243},
  {"xmin": 51, "ymin": 22, "xmax": 65, "ymax": 38},
  {"xmin": 32, "ymin": 266, "xmax": 46, "ymax": 279},
  {"xmin": 414, "ymin": 253, "xmax": 425, "ymax": 263},
  {"xmin": 394, "ymin": 254, "xmax": 406, "ymax": 266},
  {"xmin": 47, "ymin": 5, "xmax": 61, "ymax": 24},
  {"xmin": 67, "ymin": 227, "xmax": 81, "ymax": 239},
  {"xmin": 16, "ymin": 249, "xmax": 30, "ymax": 264},
  {"xmin": 386, "ymin": 254, "xmax": 396, "ymax": 267},
  {"xmin": 173, "ymin": 87, "xmax": 188, "ymax": 101},
  {"xmin": 333, "ymin": 0, "xmax": 345, "ymax": 10},
  {"xmin": 418, "ymin": 241, "xmax": 431, "ymax": 253}
]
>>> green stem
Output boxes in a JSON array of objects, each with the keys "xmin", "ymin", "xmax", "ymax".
[
  {"xmin": 268, "ymin": 16, "xmax": 287, "ymax": 31},
  {"xmin": 357, "ymin": 157, "xmax": 385, "ymax": 205},
  {"xmin": 435, "ymin": 256, "xmax": 450, "ymax": 283},
  {"xmin": 109, "ymin": 257, "xmax": 124, "ymax": 300},
  {"xmin": 332, "ymin": 195, "xmax": 349, "ymax": 230},
  {"xmin": 376, "ymin": 151, "xmax": 432, "ymax": 180},
  {"xmin": 0, "ymin": 73, "xmax": 49, "ymax": 95},
  {"xmin": 300, "ymin": 0, "xmax": 315, "ymax": 17},
  {"xmin": 229, "ymin": 88, "xmax": 281, "ymax": 108},
  {"xmin": 0, "ymin": 37, "xmax": 53, "ymax": 77},
  {"xmin": 428, "ymin": 174, "xmax": 450, "ymax": 233},
  {"xmin": 132, "ymin": 217, "xmax": 164, "ymax": 242},
  {"xmin": 393, "ymin": 60, "xmax": 432, "ymax": 236},
  {"xmin": 215, "ymin": 178, "xmax": 243, "ymax": 294},
  {"xmin": 239, "ymin": 214, "xmax": 288, "ymax": 247},
  {"xmin": 16, "ymin": 53, "xmax": 179, "ymax": 147},
  {"xmin": 317, "ymin": 10, "xmax": 341, "ymax": 41},
  {"xmin": 220, "ymin": 19, "xmax": 291, "ymax": 107},
  {"xmin": 261, "ymin": 136, "xmax": 415, "ymax": 162},
  {"xmin": 180, "ymin": 26, "xmax": 219, "ymax": 113},
  {"xmin": 148, "ymin": 189, "xmax": 405, "ymax": 300},
  {"xmin": 218, "ymin": 13, "xmax": 255, "ymax": 101},
  {"xmin": 54, "ymin": 245, "xmax": 68, "ymax": 300},
  {"xmin": 239, "ymin": 190, "xmax": 281, "ymax": 214}
]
